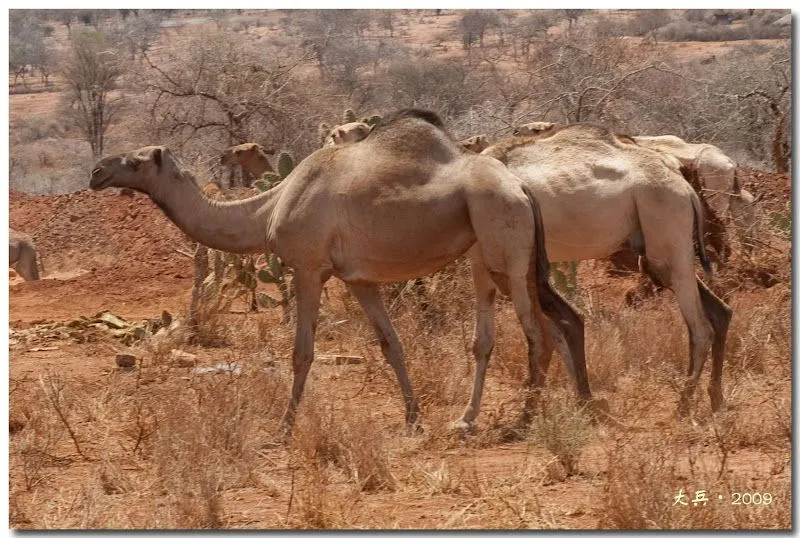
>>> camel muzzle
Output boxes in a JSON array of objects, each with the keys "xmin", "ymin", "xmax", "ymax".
[{"xmin": 89, "ymin": 170, "xmax": 112, "ymax": 190}]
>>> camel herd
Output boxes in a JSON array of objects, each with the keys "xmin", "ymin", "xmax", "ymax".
[{"xmin": 13, "ymin": 107, "xmax": 760, "ymax": 436}]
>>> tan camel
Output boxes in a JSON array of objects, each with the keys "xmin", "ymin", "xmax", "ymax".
[
  {"xmin": 459, "ymin": 134, "xmax": 490, "ymax": 153},
  {"xmin": 9, "ymin": 229, "xmax": 41, "ymax": 281},
  {"xmin": 323, "ymin": 121, "xmax": 373, "ymax": 146},
  {"xmin": 630, "ymin": 136, "xmax": 755, "ymax": 241},
  {"xmin": 90, "ymin": 109, "xmax": 592, "ymax": 434},
  {"xmin": 219, "ymin": 143, "xmax": 276, "ymax": 177},
  {"xmin": 513, "ymin": 122, "xmax": 555, "ymax": 136},
  {"xmin": 482, "ymin": 123, "xmax": 732, "ymax": 416}
]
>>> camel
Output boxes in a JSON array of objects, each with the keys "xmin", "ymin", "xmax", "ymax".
[
  {"xmin": 323, "ymin": 121, "xmax": 374, "ymax": 146},
  {"xmin": 323, "ymin": 127, "xmax": 492, "ymax": 155},
  {"xmin": 219, "ymin": 142, "xmax": 276, "ymax": 177},
  {"xmin": 9, "ymin": 229, "xmax": 41, "ymax": 281},
  {"xmin": 513, "ymin": 122, "xmax": 555, "ymax": 137},
  {"xmin": 459, "ymin": 134, "xmax": 490, "ymax": 153},
  {"xmin": 89, "ymin": 109, "xmax": 593, "ymax": 434},
  {"xmin": 630, "ymin": 135, "xmax": 758, "ymax": 249},
  {"xmin": 481, "ymin": 123, "xmax": 732, "ymax": 416}
]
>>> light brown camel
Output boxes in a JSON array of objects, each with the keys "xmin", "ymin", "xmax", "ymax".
[
  {"xmin": 629, "ymin": 135, "xmax": 757, "ymax": 248},
  {"xmin": 219, "ymin": 142, "xmax": 276, "ymax": 177},
  {"xmin": 482, "ymin": 123, "xmax": 732, "ymax": 416},
  {"xmin": 323, "ymin": 121, "xmax": 373, "ymax": 146},
  {"xmin": 9, "ymin": 229, "xmax": 41, "ymax": 281},
  {"xmin": 513, "ymin": 122, "xmax": 555, "ymax": 136},
  {"xmin": 459, "ymin": 134, "xmax": 490, "ymax": 153},
  {"xmin": 90, "ymin": 109, "xmax": 592, "ymax": 434}
]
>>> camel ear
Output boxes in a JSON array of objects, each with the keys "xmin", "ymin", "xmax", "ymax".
[{"xmin": 152, "ymin": 147, "xmax": 163, "ymax": 168}]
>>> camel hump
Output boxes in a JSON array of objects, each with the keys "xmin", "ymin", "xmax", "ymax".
[{"xmin": 377, "ymin": 108, "xmax": 446, "ymax": 131}]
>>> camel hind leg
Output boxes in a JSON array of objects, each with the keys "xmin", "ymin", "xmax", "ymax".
[
  {"xmin": 697, "ymin": 277, "xmax": 731, "ymax": 412},
  {"xmin": 637, "ymin": 186, "xmax": 731, "ymax": 415},
  {"xmin": 641, "ymin": 253, "xmax": 731, "ymax": 416}
]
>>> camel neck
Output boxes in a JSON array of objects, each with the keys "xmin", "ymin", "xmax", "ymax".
[{"xmin": 151, "ymin": 177, "xmax": 280, "ymax": 254}]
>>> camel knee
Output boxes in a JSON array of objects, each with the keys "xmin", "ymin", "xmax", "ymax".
[{"xmin": 471, "ymin": 331, "xmax": 494, "ymax": 361}]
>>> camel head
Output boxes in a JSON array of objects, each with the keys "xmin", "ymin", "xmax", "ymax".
[
  {"xmin": 459, "ymin": 134, "xmax": 489, "ymax": 153},
  {"xmin": 220, "ymin": 142, "xmax": 270, "ymax": 166},
  {"xmin": 90, "ymin": 146, "xmax": 184, "ymax": 195},
  {"xmin": 324, "ymin": 122, "xmax": 372, "ymax": 146},
  {"xmin": 513, "ymin": 121, "xmax": 555, "ymax": 137}
]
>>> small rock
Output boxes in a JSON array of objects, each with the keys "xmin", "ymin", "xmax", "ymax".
[
  {"xmin": 170, "ymin": 349, "xmax": 197, "ymax": 368},
  {"xmin": 115, "ymin": 353, "xmax": 137, "ymax": 368},
  {"xmin": 318, "ymin": 355, "xmax": 364, "ymax": 366}
]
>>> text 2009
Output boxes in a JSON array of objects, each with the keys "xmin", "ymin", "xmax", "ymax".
[{"xmin": 731, "ymin": 492, "xmax": 773, "ymax": 505}]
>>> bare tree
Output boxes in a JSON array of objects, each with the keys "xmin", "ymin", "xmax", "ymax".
[
  {"xmin": 460, "ymin": 10, "xmax": 501, "ymax": 50},
  {"xmin": 131, "ymin": 30, "xmax": 316, "ymax": 184},
  {"xmin": 107, "ymin": 10, "xmax": 164, "ymax": 60},
  {"xmin": 9, "ymin": 11, "xmax": 46, "ymax": 87},
  {"xmin": 60, "ymin": 30, "xmax": 124, "ymax": 156}
]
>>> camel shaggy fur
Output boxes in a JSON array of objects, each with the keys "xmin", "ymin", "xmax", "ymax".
[
  {"xmin": 9, "ymin": 229, "xmax": 41, "ymax": 281},
  {"xmin": 323, "ymin": 121, "xmax": 373, "ymax": 146},
  {"xmin": 482, "ymin": 123, "xmax": 732, "ymax": 416},
  {"xmin": 220, "ymin": 143, "xmax": 276, "ymax": 177},
  {"xmin": 90, "ymin": 109, "xmax": 592, "ymax": 434}
]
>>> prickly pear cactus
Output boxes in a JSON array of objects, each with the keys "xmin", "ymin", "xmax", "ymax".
[
  {"xmin": 318, "ymin": 122, "xmax": 332, "ymax": 146},
  {"xmin": 362, "ymin": 114, "xmax": 382, "ymax": 127},
  {"xmin": 277, "ymin": 151, "xmax": 294, "ymax": 179},
  {"xmin": 256, "ymin": 253, "xmax": 293, "ymax": 314},
  {"xmin": 254, "ymin": 151, "xmax": 295, "ymax": 192}
]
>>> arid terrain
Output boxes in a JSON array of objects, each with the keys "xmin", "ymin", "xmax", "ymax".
[{"xmin": 7, "ymin": 9, "xmax": 792, "ymax": 530}]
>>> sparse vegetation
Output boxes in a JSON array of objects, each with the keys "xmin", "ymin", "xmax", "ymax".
[{"xmin": 8, "ymin": 8, "xmax": 791, "ymax": 531}]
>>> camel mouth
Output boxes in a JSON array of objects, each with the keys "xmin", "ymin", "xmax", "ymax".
[{"xmin": 89, "ymin": 170, "xmax": 112, "ymax": 190}]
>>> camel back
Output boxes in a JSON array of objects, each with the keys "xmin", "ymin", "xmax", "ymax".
[
  {"xmin": 483, "ymin": 123, "xmax": 634, "ymax": 164},
  {"xmin": 361, "ymin": 108, "xmax": 461, "ymax": 163}
]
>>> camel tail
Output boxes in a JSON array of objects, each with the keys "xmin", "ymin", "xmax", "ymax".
[
  {"xmin": 520, "ymin": 184, "xmax": 552, "ymax": 288},
  {"xmin": 690, "ymin": 190, "xmax": 713, "ymax": 280}
]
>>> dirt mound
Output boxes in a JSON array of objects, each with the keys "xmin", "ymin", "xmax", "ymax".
[
  {"xmin": 738, "ymin": 168, "xmax": 791, "ymax": 211},
  {"xmin": 9, "ymin": 189, "xmax": 194, "ymax": 279},
  {"xmin": 9, "ymin": 189, "xmax": 196, "ymax": 323}
]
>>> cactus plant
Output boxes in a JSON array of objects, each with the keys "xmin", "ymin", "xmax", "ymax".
[
  {"xmin": 277, "ymin": 151, "xmax": 295, "ymax": 178},
  {"xmin": 318, "ymin": 122, "xmax": 332, "ymax": 146},
  {"xmin": 254, "ymin": 151, "xmax": 295, "ymax": 192},
  {"xmin": 362, "ymin": 114, "xmax": 382, "ymax": 128}
]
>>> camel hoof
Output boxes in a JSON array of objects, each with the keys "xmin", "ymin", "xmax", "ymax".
[
  {"xmin": 499, "ymin": 424, "xmax": 527, "ymax": 443},
  {"xmin": 583, "ymin": 398, "xmax": 610, "ymax": 423},
  {"xmin": 452, "ymin": 419, "xmax": 476, "ymax": 436},
  {"xmin": 406, "ymin": 421, "xmax": 424, "ymax": 436}
]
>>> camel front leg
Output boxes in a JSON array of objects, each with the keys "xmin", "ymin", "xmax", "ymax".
[
  {"xmin": 279, "ymin": 270, "xmax": 324, "ymax": 435},
  {"xmin": 347, "ymin": 282, "xmax": 421, "ymax": 432}
]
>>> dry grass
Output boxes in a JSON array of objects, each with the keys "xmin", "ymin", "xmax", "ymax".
[{"xmin": 9, "ymin": 246, "xmax": 791, "ymax": 529}]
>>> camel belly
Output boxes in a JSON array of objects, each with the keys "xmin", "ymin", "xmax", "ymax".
[
  {"xmin": 522, "ymin": 173, "xmax": 637, "ymax": 262},
  {"xmin": 326, "ymin": 183, "xmax": 478, "ymax": 283},
  {"xmin": 332, "ymin": 227, "xmax": 475, "ymax": 283}
]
